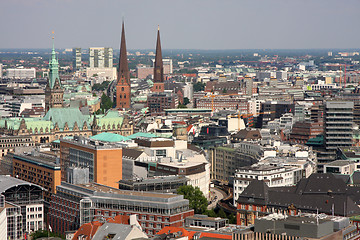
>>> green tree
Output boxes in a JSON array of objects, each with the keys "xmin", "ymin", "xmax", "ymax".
[
  {"xmin": 177, "ymin": 185, "xmax": 208, "ymax": 214},
  {"xmin": 100, "ymin": 93, "xmax": 113, "ymax": 112},
  {"xmin": 193, "ymin": 82, "xmax": 206, "ymax": 92},
  {"xmin": 177, "ymin": 104, "xmax": 187, "ymax": 109},
  {"xmin": 183, "ymin": 97, "xmax": 190, "ymax": 105},
  {"xmin": 92, "ymin": 81, "xmax": 111, "ymax": 91},
  {"xmin": 30, "ymin": 229, "xmax": 65, "ymax": 239}
]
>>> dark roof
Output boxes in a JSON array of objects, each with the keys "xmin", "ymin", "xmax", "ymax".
[
  {"xmin": 237, "ymin": 173, "xmax": 360, "ymax": 217},
  {"xmin": 232, "ymin": 129, "xmax": 261, "ymax": 140},
  {"xmin": 122, "ymin": 148, "xmax": 143, "ymax": 160}
]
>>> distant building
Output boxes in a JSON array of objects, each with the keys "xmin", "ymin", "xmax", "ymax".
[
  {"xmin": 72, "ymin": 48, "xmax": 82, "ymax": 71},
  {"xmin": 147, "ymin": 92, "xmax": 178, "ymax": 114},
  {"xmin": 89, "ymin": 47, "xmax": 113, "ymax": 68},
  {"xmin": 6, "ymin": 68, "xmax": 36, "ymax": 79}
]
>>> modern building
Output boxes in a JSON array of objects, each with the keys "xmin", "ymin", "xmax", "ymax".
[
  {"xmin": 324, "ymin": 101, "xmax": 354, "ymax": 152},
  {"xmin": 184, "ymin": 214, "xmax": 228, "ymax": 231},
  {"xmin": 72, "ymin": 48, "xmax": 82, "ymax": 71},
  {"xmin": 48, "ymin": 182, "xmax": 194, "ymax": 236},
  {"xmin": 60, "ymin": 135, "xmax": 123, "ymax": 188},
  {"xmin": 45, "ymin": 41, "xmax": 64, "ymax": 113},
  {"xmin": 89, "ymin": 47, "xmax": 113, "ymax": 68},
  {"xmin": 116, "ymin": 22, "xmax": 131, "ymax": 109},
  {"xmin": 13, "ymin": 151, "xmax": 61, "ymax": 206},
  {"xmin": 118, "ymin": 175, "xmax": 188, "ymax": 193},
  {"xmin": 0, "ymin": 175, "xmax": 44, "ymax": 237},
  {"xmin": 147, "ymin": 91, "xmax": 178, "ymax": 114},
  {"xmin": 6, "ymin": 68, "xmax": 36, "ymax": 79}
]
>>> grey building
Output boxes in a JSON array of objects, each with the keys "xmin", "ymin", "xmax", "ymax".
[
  {"xmin": 185, "ymin": 214, "xmax": 228, "ymax": 230},
  {"xmin": 72, "ymin": 48, "xmax": 82, "ymax": 71}
]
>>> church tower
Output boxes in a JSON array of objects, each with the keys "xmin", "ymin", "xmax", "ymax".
[
  {"xmin": 116, "ymin": 22, "xmax": 131, "ymax": 109},
  {"xmin": 152, "ymin": 26, "xmax": 164, "ymax": 92},
  {"xmin": 45, "ymin": 37, "xmax": 64, "ymax": 113}
]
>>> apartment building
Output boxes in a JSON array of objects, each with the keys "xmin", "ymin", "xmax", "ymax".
[{"xmin": 0, "ymin": 135, "xmax": 34, "ymax": 159}]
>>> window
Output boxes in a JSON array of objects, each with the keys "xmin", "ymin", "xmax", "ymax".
[{"xmin": 155, "ymin": 150, "xmax": 166, "ymax": 157}]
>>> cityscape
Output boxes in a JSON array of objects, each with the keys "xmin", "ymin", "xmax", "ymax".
[{"xmin": 1, "ymin": 1, "xmax": 360, "ymax": 240}]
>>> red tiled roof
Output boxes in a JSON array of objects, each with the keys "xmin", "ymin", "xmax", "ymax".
[{"xmin": 156, "ymin": 226, "xmax": 232, "ymax": 240}]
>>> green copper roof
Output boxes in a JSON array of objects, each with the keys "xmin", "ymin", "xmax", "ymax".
[
  {"xmin": 91, "ymin": 132, "xmax": 130, "ymax": 142},
  {"xmin": 128, "ymin": 132, "xmax": 157, "ymax": 139},
  {"xmin": 43, "ymin": 107, "xmax": 89, "ymax": 130},
  {"xmin": 306, "ymin": 135, "xmax": 324, "ymax": 146}
]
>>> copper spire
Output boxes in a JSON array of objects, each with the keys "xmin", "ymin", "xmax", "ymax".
[
  {"xmin": 117, "ymin": 21, "xmax": 130, "ymax": 84},
  {"xmin": 153, "ymin": 26, "xmax": 163, "ymax": 83}
]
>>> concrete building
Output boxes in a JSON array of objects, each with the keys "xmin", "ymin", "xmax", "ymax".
[
  {"xmin": 86, "ymin": 67, "xmax": 117, "ymax": 81},
  {"xmin": 210, "ymin": 143, "xmax": 263, "ymax": 182},
  {"xmin": 0, "ymin": 135, "xmax": 35, "ymax": 159},
  {"xmin": 147, "ymin": 91, "xmax": 178, "ymax": 114},
  {"xmin": 6, "ymin": 68, "xmax": 36, "ymax": 79},
  {"xmin": 233, "ymin": 164, "xmax": 303, "ymax": 206},
  {"xmin": 89, "ymin": 47, "xmax": 113, "ymax": 68},
  {"xmin": 72, "ymin": 48, "xmax": 82, "ymax": 71},
  {"xmin": 324, "ymin": 160, "xmax": 356, "ymax": 175},
  {"xmin": 184, "ymin": 214, "xmax": 228, "ymax": 231},
  {"xmin": 60, "ymin": 136, "xmax": 123, "ymax": 188},
  {"xmin": 48, "ymin": 182, "xmax": 194, "ymax": 236}
]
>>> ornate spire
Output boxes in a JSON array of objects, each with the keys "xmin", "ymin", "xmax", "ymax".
[
  {"xmin": 48, "ymin": 31, "xmax": 60, "ymax": 89},
  {"xmin": 153, "ymin": 26, "xmax": 164, "ymax": 83},
  {"xmin": 117, "ymin": 21, "xmax": 130, "ymax": 85}
]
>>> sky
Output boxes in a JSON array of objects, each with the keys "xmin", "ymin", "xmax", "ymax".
[{"xmin": 1, "ymin": 0, "xmax": 360, "ymax": 50}]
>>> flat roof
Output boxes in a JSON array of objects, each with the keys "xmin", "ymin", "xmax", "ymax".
[{"xmin": 13, "ymin": 153, "xmax": 60, "ymax": 170}]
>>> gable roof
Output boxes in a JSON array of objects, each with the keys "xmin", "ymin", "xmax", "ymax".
[{"xmin": 43, "ymin": 107, "xmax": 89, "ymax": 130}]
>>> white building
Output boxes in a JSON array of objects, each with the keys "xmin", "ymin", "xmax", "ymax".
[
  {"xmin": 233, "ymin": 164, "xmax": 302, "ymax": 206},
  {"xmin": 6, "ymin": 68, "xmax": 36, "ymax": 79},
  {"xmin": 89, "ymin": 47, "xmax": 113, "ymax": 68},
  {"xmin": 0, "ymin": 64, "xmax": 3, "ymax": 78},
  {"xmin": 86, "ymin": 67, "xmax": 117, "ymax": 81}
]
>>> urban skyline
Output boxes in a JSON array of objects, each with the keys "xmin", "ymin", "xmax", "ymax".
[{"xmin": 1, "ymin": 0, "xmax": 360, "ymax": 49}]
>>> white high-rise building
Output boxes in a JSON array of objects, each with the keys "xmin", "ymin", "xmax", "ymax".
[
  {"xmin": 0, "ymin": 64, "xmax": 3, "ymax": 78},
  {"xmin": 89, "ymin": 47, "xmax": 113, "ymax": 68}
]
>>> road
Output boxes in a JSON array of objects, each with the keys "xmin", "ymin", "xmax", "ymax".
[{"xmin": 207, "ymin": 186, "xmax": 227, "ymax": 210}]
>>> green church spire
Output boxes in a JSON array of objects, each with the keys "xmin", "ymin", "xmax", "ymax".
[{"xmin": 48, "ymin": 34, "xmax": 60, "ymax": 89}]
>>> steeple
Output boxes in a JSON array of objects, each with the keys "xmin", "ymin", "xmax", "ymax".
[
  {"xmin": 153, "ymin": 25, "xmax": 164, "ymax": 84},
  {"xmin": 117, "ymin": 21, "xmax": 130, "ymax": 85},
  {"xmin": 115, "ymin": 21, "xmax": 131, "ymax": 109},
  {"xmin": 45, "ymin": 32, "xmax": 64, "ymax": 113},
  {"xmin": 48, "ymin": 33, "xmax": 61, "ymax": 89},
  {"xmin": 152, "ymin": 25, "xmax": 165, "ymax": 93}
]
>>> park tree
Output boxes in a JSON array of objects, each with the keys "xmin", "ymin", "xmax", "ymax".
[
  {"xmin": 177, "ymin": 185, "xmax": 208, "ymax": 214},
  {"xmin": 193, "ymin": 82, "xmax": 206, "ymax": 92},
  {"xmin": 100, "ymin": 93, "xmax": 113, "ymax": 112}
]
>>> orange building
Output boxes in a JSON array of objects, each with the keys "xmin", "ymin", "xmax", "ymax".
[
  {"xmin": 13, "ymin": 152, "xmax": 61, "ymax": 204},
  {"xmin": 60, "ymin": 136, "xmax": 122, "ymax": 188}
]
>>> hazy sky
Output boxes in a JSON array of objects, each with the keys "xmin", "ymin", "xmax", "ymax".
[{"xmin": 1, "ymin": 0, "xmax": 360, "ymax": 50}]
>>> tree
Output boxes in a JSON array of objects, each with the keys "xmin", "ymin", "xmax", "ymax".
[
  {"xmin": 177, "ymin": 185, "xmax": 208, "ymax": 214},
  {"xmin": 100, "ymin": 93, "xmax": 113, "ymax": 112},
  {"xmin": 193, "ymin": 82, "xmax": 206, "ymax": 92},
  {"xmin": 183, "ymin": 97, "xmax": 190, "ymax": 105},
  {"xmin": 30, "ymin": 229, "xmax": 65, "ymax": 239},
  {"xmin": 92, "ymin": 81, "xmax": 110, "ymax": 91},
  {"xmin": 177, "ymin": 104, "xmax": 187, "ymax": 109}
]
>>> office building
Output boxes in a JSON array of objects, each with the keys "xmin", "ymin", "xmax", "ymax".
[
  {"xmin": 72, "ymin": 48, "xmax": 82, "ymax": 71},
  {"xmin": 147, "ymin": 91, "xmax": 177, "ymax": 113},
  {"xmin": 60, "ymin": 136, "xmax": 123, "ymax": 188},
  {"xmin": 0, "ymin": 135, "xmax": 34, "ymax": 159},
  {"xmin": 233, "ymin": 164, "xmax": 303, "ymax": 206},
  {"xmin": 6, "ymin": 68, "xmax": 36, "ymax": 79},
  {"xmin": 116, "ymin": 22, "xmax": 131, "ymax": 109},
  {"xmin": 210, "ymin": 143, "xmax": 263, "ymax": 181},
  {"xmin": 48, "ymin": 182, "xmax": 194, "ymax": 236},
  {"xmin": 13, "ymin": 152, "xmax": 61, "ymax": 206},
  {"xmin": 324, "ymin": 101, "xmax": 354, "ymax": 151},
  {"xmin": 89, "ymin": 47, "xmax": 113, "ymax": 68}
]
